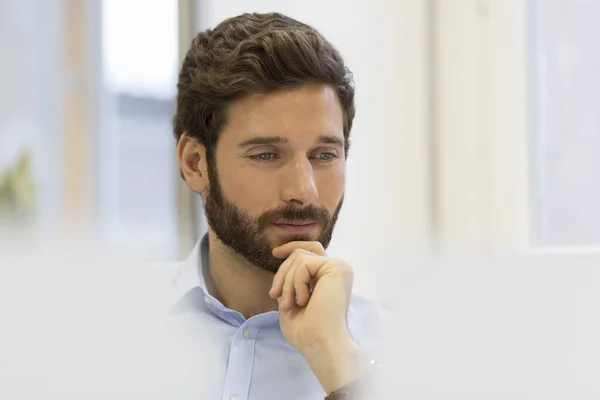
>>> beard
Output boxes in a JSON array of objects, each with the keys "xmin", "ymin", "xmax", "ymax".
[{"xmin": 203, "ymin": 161, "xmax": 343, "ymax": 273}]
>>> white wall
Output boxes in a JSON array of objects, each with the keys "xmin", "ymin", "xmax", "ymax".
[
  {"xmin": 432, "ymin": 0, "xmax": 530, "ymax": 254},
  {"xmin": 194, "ymin": 0, "xmax": 433, "ymax": 300}
]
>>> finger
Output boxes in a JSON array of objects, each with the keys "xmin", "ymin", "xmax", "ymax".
[
  {"xmin": 269, "ymin": 252, "xmax": 297, "ymax": 299},
  {"xmin": 293, "ymin": 257, "xmax": 312, "ymax": 307},
  {"xmin": 294, "ymin": 254, "xmax": 349, "ymax": 282},
  {"xmin": 280, "ymin": 258, "xmax": 300, "ymax": 312},
  {"xmin": 272, "ymin": 241, "xmax": 326, "ymax": 258},
  {"xmin": 270, "ymin": 247, "xmax": 314, "ymax": 298}
]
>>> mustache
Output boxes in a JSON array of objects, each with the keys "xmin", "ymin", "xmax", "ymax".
[{"xmin": 257, "ymin": 204, "xmax": 332, "ymax": 229}]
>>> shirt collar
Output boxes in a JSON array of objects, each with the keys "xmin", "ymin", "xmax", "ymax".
[
  {"xmin": 168, "ymin": 234, "xmax": 279, "ymax": 327},
  {"xmin": 167, "ymin": 234, "xmax": 368, "ymax": 330},
  {"xmin": 168, "ymin": 234, "xmax": 210, "ymax": 311}
]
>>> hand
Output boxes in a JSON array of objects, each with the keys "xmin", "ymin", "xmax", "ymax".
[
  {"xmin": 269, "ymin": 241, "xmax": 352, "ymax": 348},
  {"xmin": 269, "ymin": 241, "xmax": 369, "ymax": 394}
]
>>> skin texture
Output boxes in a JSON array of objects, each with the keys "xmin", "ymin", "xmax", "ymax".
[{"xmin": 176, "ymin": 83, "xmax": 369, "ymax": 394}]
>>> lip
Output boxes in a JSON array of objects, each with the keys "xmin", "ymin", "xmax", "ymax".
[{"xmin": 272, "ymin": 221, "xmax": 317, "ymax": 234}]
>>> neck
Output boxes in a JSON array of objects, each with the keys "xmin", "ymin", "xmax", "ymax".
[{"xmin": 204, "ymin": 229, "xmax": 279, "ymax": 319}]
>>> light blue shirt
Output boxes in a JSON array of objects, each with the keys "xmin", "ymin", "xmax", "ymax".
[{"xmin": 164, "ymin": 234, "xmax": 384, "ymax": 400}]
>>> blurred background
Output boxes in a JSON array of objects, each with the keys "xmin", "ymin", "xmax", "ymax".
[{"xmin": 1, "ymin": 0, "xmax": 600, "ymax": 285}]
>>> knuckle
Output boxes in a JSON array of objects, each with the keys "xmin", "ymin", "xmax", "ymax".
[
  {"xmin": 290, "ymin": 248, "xmax": 304, "ymax": 257},
  {"xmin": 309, "ymin": 242, "xmax": 326, "ymax": 255},
  {"xmin": 337, "ymin": 260, "xmax": 353, "ymax": 274},
  {"xmin": 298, "ymin": 253, "xmax": 312, "ymax": 261}
]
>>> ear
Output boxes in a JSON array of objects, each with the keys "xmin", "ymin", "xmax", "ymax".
[{"xmin": 176, "ymin": 133, "xmax": 209, "ymax": 197}]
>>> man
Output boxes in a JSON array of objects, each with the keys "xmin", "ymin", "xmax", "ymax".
[{"xmin": 168, "ymin": 12, "xmax": 384, "ymax": 399}]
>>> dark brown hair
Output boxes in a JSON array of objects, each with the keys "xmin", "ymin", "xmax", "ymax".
[{"xmin": 173, "ymin": 12, "xmax": 355, "ymax": 171}]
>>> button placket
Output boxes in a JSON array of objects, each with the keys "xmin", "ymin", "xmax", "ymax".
[{"xmin": 221, "ymin": 324, "xmax": 258, "ymax": 400}]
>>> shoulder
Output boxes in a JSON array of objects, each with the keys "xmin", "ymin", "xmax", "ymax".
[
  {"xmin": 348, "ymin": 291, "xmax": 394, "ymax": 324},
  {"xmin": 137, "ymin": 260, "xmax": 186, "ymax": 287},
  {"xmin": 346, "ymin": 293, "xmax": 392, "ymax": 358},
  {"xmin": 147, "ymin": 260, "xmax": 188, "ymax": 282},
  {"xmin": 126, "ymin": 260, "xmax": 189, "ymax": 310}
]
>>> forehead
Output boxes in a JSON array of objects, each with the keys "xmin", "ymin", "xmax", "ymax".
[{"xmin": 220, "ymin": 83, "xmax": 345, "ymax": 145}]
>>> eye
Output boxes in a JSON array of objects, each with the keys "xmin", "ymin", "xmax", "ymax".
[
  {"xmin": 311, "ymin": 152, "xmax": 338, "ymax": 161},
  {"xmin": 249, "ymin": 152, "xmax": 278, "ymax": 161}
]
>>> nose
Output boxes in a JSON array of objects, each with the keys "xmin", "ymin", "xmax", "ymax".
[{"xmin": 280, "ymin": 156, "xmax": 318, "ymax": 206}]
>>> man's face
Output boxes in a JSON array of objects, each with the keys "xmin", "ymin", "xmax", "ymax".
[{"xmin": 204, "ymin": 83, "xmax": 346, "ymax": 273}]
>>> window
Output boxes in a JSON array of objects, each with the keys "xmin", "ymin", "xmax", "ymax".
[
  {"xmin": 0, "ymin": 0, "xmax": 62, "ymax": 236},
  {"xmin": 98, "ymin": 0, "xmax": 180, "ymax": 260},
  {"xmin": 529, "ymin": 0, "xmax": 600, "ymax": 247}
]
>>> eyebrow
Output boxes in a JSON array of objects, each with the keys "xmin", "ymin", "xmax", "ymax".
[{"xmin": 237, "ymin": 135, "xmax": 345, "ymax": 148}]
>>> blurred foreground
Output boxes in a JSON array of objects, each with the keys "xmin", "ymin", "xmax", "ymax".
[{"xmin": 1, "ymin": 231, "xmax": 599, "ymax": 399}]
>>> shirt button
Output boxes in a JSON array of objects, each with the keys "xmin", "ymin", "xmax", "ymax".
[
  {"xmin": 243, "ymin": 327, "xmax": 251, "ymax": 338},
  {"xmin": 204, "ymin": 296, "xmax": 211, "ymax": 305},
  {"xmin": 229, "ymin": 396, "xmax": 238, "ymax": 400}
]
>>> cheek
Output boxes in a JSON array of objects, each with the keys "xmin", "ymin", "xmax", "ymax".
[
  {"xmin": 218, "ymin": 164, "xmax": 276, "ymax": 211},
  {"xmin": 315, "ymin": 168, "xmax": 345, "ymax": 206}
]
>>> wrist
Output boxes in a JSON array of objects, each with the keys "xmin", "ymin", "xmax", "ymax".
[{"xmin": 300, "ymin": 335, "xmax": 371, "ymax": 395}]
